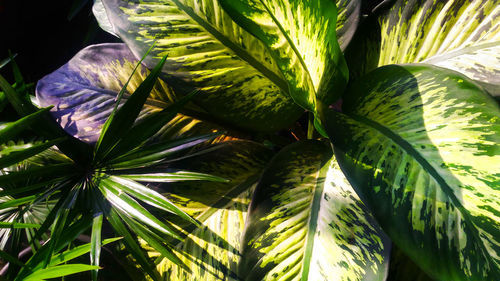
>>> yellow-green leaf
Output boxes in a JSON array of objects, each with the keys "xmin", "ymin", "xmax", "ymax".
[
  {"xmin": 375, "ymin": 0, "xmax": 499, "ymax": 96},
  {"xmin": 142, "ymin": 141, "xmax": 273, "ymax": 280},
  {"xmin": 325, "ymin": 64, "xmax": 500, "ymax": 281},
  {"xmin": 219, "ymin": 0, "xmax": 349, "ymax": 113},
  {"xmin": 94, "ymin": 0, "xmax": 303, "ymax": 132},
  {"xmin": 239, "ymin": 140, "xmax": 390, "ymax": 281}
]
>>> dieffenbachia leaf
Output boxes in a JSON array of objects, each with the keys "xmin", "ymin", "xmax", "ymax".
[
  {"xmin": 239, "ymin": 140, "xmax": 389, "ymax": 281},
  {"xmin": 324, "ymin": 64, "xmax": 500, "ymax": 280},
  {"xmin": 376, "ymin": 0, "xmax": 500, "ymax": 96},
  {"xmin": 139, "ymin": 141, "xmax": 272, "ymax": 280},
  {"xmin": 36, "ymin": 43, "xmax": 222, "ymax": 143},
  {"xmin": 219, "ymin": 0, "xmax": 348, "ymax": 113},
  {"xmin": 94, "ymin": 0, "xmax": 303, "ymax": 132},
  {"xmin": 336, "ymin": 0, "xmax": 361, "ymax": 50}
]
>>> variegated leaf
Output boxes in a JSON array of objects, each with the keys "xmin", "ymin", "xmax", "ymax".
[
  {"xmin": 377, "ymin": 0, "xmax": 500, "ymax": 96},
  {"xmin": 336, "ymin": 0, "xmax": 361, "ymax": 50},
  {"xmin": 239, "ymin": 140, "xmax": 390, "ymax": 281},
  {"xmin": 324, "ymin": 64, "xmax": 500, "ymax": 280},
  {"xmin": 94, "ymin": 0, "xmax": 303, "ymax": 132},
  {"xmin": 141, "ymin": 141, "xmax": 273, "ymax": 280},
  {"xmin": 219, "ymin": 0, "xmax": 349, "ymax": 113},
  {"xmin": 36, "ymin": 43, "xmax": 222, "ymax": 143}
]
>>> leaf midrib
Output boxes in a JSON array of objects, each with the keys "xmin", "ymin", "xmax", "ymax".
[
  {"xmin": 300, "ymin": 159, "xmax": 327, "ymax": 280},
  {"xmin": 348, "ymin": 112, "xmax": 497, "ymax": 273},
  {"xmin": 168, "ymin": 0, "xmax": 289, "ymax": 93}
]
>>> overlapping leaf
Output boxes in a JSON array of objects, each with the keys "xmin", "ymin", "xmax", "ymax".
[
  {"xmin": 336, "ymin": 0, "xmax": 361, "ymax": 50},
  {"xmin": 138, "ymin": 140, "xmax": 272, "ymax": 280},
  {"xmin": 373, "ymin": 0, "xmax": 499, "ymax": 96},
  {"xmin": 325, "ymin": 64, "xmax": 500, "ymax": 280},
  {"xmin": 94, "ymin": 0, "xmax": 303, "ymax": 132},
  {"xmin": 36, "ymin": 43, "xmax": 220, "ymax": 143},
  {"xmin": 219, "ymin": 0, "xmax": 348, "ymax": 113},
  {"xmin": 239, "ymin": 140, "xmax": 389, "ymax": 281}
]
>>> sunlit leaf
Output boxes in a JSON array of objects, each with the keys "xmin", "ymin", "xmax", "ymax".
[
  {"xmin": 325, "ymin": 64, "xmax": 500, "ymax": 281},
  {"xmin": 219, "ymin": 0, "xmax": 348, "ymax": 113},
  {"xmin": 143, "ymin": 140, "xmax": 272, "ymax": 280},
  {"xmin": 95, "ymin": 0, "xmax": 303, "ymax": 131},
  {"xmin": 239, "ymin": 140, "xmax": 390, "ymax": 280},
  {"xmin": 363, "ymin": 0, "xmax": 500, "ymax": 96},
  {"xmin": 36, "ymin": 43, "xmax": 226, "ymax": 143}
]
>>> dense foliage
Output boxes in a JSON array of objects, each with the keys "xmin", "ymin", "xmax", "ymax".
[{"xmin": 0, "ymin": 0, "xmax": 499, "ymax": 280}]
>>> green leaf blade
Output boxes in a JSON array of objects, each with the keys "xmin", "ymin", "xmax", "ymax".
[
  {"xmin": 239, "ymin": 140, "xmax": 390, "ymax": 280},
  {"xmin": 95, "ymin": 55, "xmax": 167, "ymax": 159},
  {"xmin": 23, "ymin": 264, "xmax": 100, "ymax": 281},
  {"xmin": 324, "ymin": 64, "xmax": 500, "ymax": 281},
  {"xmin": 219, "ymin": 0, "xmax": 349, "ymax": 113}
]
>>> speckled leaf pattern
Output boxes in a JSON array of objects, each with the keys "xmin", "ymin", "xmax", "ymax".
[
  {"xmin": 219, "ymin": 0, "xmax": 348, "ymax": 112},
  {"xmin": 377, "ymin": 0, "xmax": 500, "ymax": 95},
  {"xmin": 324, "ymin": 64, "xmax": 500, "ymax": 281},
  {"xmin": 239, "ymin": 141, "xmax": 390, "ymax": 281},
  {"xmin": 95, "ymin": 0, "xmax": 303, "ymax": 132},
  {"xmin": 36, "ymin": 43, "xmax": 221, "ymax": 143},
  {"xmin": 335, "ymin": 0, "xmax": 361, "ymax": 50},
  {"xmin": 141, "ymin": 141, "xmax": 273, "ymax": 280}
]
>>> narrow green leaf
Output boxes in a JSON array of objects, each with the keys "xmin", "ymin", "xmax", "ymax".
[
  {"xmin": 102, "ymin": 176, "xmax": 197, "ymax": 225},
  {"xmin": 0, "ymin": 222, "xmax": 40, "ymax": 229},
  {"xmin": 104, "ymin": 90, "xmax": 199, "ymax": 161},
  {"xmin": 107, "ymin": 133, "xmax": 220, "ymax": 169},
  {"xmin": 0, "ymin": 195, "xmax": 37, "ymax": 210},
  {"xmin": 99, "ymin": 180, "xmax": 181, "ymax": 240},
  {"xmin": 0, "ymin": 138, "xmax": 65, "ymax": 169},
  {"xmin": 95, "ymin": 54, "xmax": 167, "ymax": 160},
  {"xmin": 0, "ymin": 177, "xmax": 64, "ymax": 197},
  {"xmin": 0, "ymin": 107, "xmax": 51, "ymax": 144},
  {"xmin": 117, "ymin": 171, "xmax": 228, "ymax": 183},
  {"xmin": 90, "ymin": 214, "xmax": 103, "ymax": 281},
  {"xmin": 23, "ymin": 264, "xmax": 100, "ymax": 281},
  {"xmin": 42, "ymin": 185, "xmax": 80, "ymax": 267},
  {"xmin": 219, "ymin": 0, "xmax": 348, "ymax": 113},
  {"xmin": 0, "ymin": 163, "xmax": 77, "ymax": 187},
  {"xmin": 106, "ymin": 208, "xmax": 160, "ymax": 281},
  {"xmin": 324, "ymin": 64, "xmax": 500, "ymax": 281},
  {"xmin": 19, "ymin": 216, "xmax": 94, "ymax": 280},
  {"xmin": 118, "ymin": 213, "xmax": 185, "ymax": 269},
  {"xmin": 46, "ymin": 237, "xmax": 121, "ymax": 268}
]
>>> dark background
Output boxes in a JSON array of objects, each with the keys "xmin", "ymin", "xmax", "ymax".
[{"xmin": 0, "ymin": 0, "xmax": 118, "ymax": 83}]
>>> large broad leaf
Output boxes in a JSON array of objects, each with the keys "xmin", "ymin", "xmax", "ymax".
[
  {"xmin": 324, "ymin": 64, "xmax": 500, "ymax": 280},
  {"xmin": 219, "ymin": 0, "xmax": 348, "ymax": 113},
  {"xmin": 94, "ymin": 0, "xmax": 303, "ymax": 132},
  {"xmin": 36, "ymin": 43, "xmax": 222, "ymax": 143},
  {"xmin": 373, "ymin": 0, "xmax": 500, "ymax": 96},
  {"xmin": 138, "ymin": 140, "xmax": 272, "ymax": 280},
  {"xmin": 239, "ymin": 140, "xmax": 389, "ymax": 280}
]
